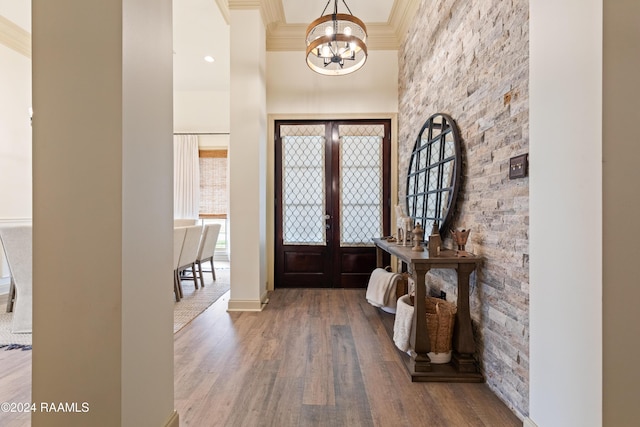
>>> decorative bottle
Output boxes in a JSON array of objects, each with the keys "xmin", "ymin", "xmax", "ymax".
[
  {"xmin": 428, "ymin": 222, "xmax": 441, "ymax": 257},
  {"xmin": 411, "ymin": 223, "xmax": 424, "ymax": 252}
]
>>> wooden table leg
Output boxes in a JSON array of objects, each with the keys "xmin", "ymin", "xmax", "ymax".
[
  {"xmin": 410, "ymin": 265, "xmax": 431, "ymax": 373},
  {"xmin": 375, "ymin": 246, "xmax": 383, "ymax": 268},
  {"xmin": 451, "ymin": 262, "xmax": 479, "ymax": 373},
  {"xmin": 6, "ymin": 278, "xmax": 15, "ymax": 313}
]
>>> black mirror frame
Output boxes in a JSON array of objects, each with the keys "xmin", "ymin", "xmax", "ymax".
[{"xmin": 405, "ymin": 113, "xmax": 462, "ymax": 238}]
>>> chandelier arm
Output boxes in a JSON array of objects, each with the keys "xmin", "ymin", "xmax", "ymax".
[
  {"xmin": 320, "ymin": 0, "xmax": 332, "ymax": 17},
  {"xmin": 341, "ymin": 0, "xmax": 353, "ymax": 16},
  {"xmin": 306, "ymin": 34, "xmax": 367, "ymax": 58},
  {"xmin": 305, "ymin": 0, "xmax": 367, "ymax": 76}
]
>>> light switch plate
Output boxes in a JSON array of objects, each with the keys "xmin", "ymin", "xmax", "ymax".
[{"xmin": 509, "ymin": 154, "xmax": 528, "ymax": 179}]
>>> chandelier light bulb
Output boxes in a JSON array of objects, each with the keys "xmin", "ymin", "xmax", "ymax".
[{"xmin": 305, "ymin": 0, "xmax": 368, "ymax": 75}]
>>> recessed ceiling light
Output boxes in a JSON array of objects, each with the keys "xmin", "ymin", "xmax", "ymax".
[{"xmin": 204, "ymin": 56, "xmax": 215, "ymax": 63}]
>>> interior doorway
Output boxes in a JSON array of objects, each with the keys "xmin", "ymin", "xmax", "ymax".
[{"xmin": 274, "ymin": 119, "xmax": 391, "ymax": 288}]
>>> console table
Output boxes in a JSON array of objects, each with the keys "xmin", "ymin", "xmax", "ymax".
[{"xmin": 373, "ymin": 237, "xmax": 484, "ymax": 382}]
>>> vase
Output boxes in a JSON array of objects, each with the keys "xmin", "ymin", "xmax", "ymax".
[{"xmin": 450, "ymin": 228, "xmax": 471, "ymax": 251}]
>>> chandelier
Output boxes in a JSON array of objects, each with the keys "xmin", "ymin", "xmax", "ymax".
[{"xmin": 305, "ymin": 0, "xmax": 368, "ymax": 76}]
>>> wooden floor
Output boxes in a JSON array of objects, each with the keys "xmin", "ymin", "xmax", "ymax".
[
  {"xmin": 174, "ymin": 288, "xmax": 520, "ymax": 426},
  {"xmin": 0, "ymin": 288, "xmax": 521, "ymax": 426}
]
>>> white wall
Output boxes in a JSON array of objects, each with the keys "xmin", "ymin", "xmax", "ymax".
[
  {"xmin": 0, "ymin": 46, "xmax": 31, "ymax": 220},
  {"xmin": 32, "ymin": 0, "xmax": 175, "ymax": 425},
  {"xmin": 267, "ymin": 50, "xmax": 398, "ymax": 115},
  {"xmin": 228, "ymin": 7, "xmax": 268, "ymax": 310},
  {"xmin": 0, "ymin": 10, "xmax": 32, "ymax": 281},
  {"xmin": 265, "ymin": 49, "xmax": 398, "ymax": 290},
  {"xmin": 529, "ymin": 1, "xmax": 602, "ymax": 426},
  {"xmin": 174, "ymin": 89, "xmax": 230, "ymax": 133},
  {"xmin": 602, "ymin": 1, "xmax": 640, "ymax": 425},
  {"xmin": 0, "ymin": 1, "xmax": 29, "ymax": 30}
]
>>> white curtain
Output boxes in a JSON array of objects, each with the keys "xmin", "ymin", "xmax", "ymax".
[{"xmin": 173, "ymin": 135, "xmax": 200, "ymax": 219}]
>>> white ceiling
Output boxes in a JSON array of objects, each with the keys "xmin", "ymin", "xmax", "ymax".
[
  {"xmin": 282, "ymin": 0, "xmax": 395, "ymax": 24},
  {"xmin": 173, "ymin": 0, "xmax": 409, "ymax": 92},
  {"xmin": 0, "ymin": 0, "xmax": 30, "ymax": 31},
  {"xmin": 0, "ymin": 0, "xmax": 407, "ymax": 93},
  {"xmin": 173, "ymin": 0, "xmax": 230, "ymax": 92}
]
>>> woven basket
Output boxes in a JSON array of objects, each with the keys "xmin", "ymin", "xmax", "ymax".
[
  {"xmin": 425, "ymin": 296, "xmax": 457, "ymax": 355},
  {"xmin": 395, "ymin": 273, "xmax": 410, "ymax": 299}
]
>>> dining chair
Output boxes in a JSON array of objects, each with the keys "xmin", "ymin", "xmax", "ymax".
[
  {"xmin": 174, "ymin": 218, "xmax": 199, "ymax": 227},
  {"xmin": 195, "ymin": 223, "xmax": 221, "ymax": 286},
  {"xmin": 176, "ymin": 225, "xmax": 203, "ymax": 296},
  {"xmin": 0, "ymin": 225, "xmax": 33, "ymax": 333},
  {"xmin": 173, "ymin": 226, "xmax": 187, "ymax": 301}
]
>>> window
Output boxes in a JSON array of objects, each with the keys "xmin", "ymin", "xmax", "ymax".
[
  {"xmin": 199, "ymin": 149, "xmax": 227, "ymax": 219},
  {"xmin": 199, "ymin": 150, "xmax": 228, "ymax": 254}
]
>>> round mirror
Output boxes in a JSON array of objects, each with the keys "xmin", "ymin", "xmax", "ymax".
[{"xmin": 406, "ymin": 113, "xmax": 462, "ymax": 237}]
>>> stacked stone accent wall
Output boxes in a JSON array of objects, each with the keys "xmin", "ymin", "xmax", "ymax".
[{"xmin": 398, "ymin": 0, "xmax": 529, "ymax": 418}]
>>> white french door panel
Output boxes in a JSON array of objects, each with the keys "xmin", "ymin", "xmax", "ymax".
[
  {"xmin": 280, "ymin": 126, "xmax": 327, "ymax": 245},
  {"xmin": 339, "ymin": 130, "xmax": 384, "ymax": 247}
]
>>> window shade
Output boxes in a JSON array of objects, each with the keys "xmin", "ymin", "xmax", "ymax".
[{"xmin": 199, "ymin": 150, "xmax": 227, "ymax": 218}]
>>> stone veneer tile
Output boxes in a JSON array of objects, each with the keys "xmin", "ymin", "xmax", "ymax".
[{"xmin": 398, "ymin": 0, "xmax": 530, "ymax": 420}]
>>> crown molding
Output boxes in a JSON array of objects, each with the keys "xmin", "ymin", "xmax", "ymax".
[
  {"xmin": 266, "ymin": 23, "xmax": 306, "ymax": 51},
  {"xmin": 228, "ymin": 0, "xmax": 260, "ymax": 7},
  {"xmin": 0, "ymin": 15, "xmax": 30, "ymax": 58},
  {"xmin": 215, "ymin": 0, "xmax": 230, "ymax": 24},
  {"xmin": 387, "ymin": 0, "xmax": 420, "ymax": 45},
  {"xmin": 367, "ymin": 23, "xmax": 401, "ymax": 50},
  {"xmin": 261, "ymin": 0, "xmax": 285, "ymax": 30},
  {"xmin": 264, "ymin": 0, "xmax": 412, "ymax": 51},
  {"xmin": 228, "ymin": 0, "xmax": 284, "ymax": 29}
]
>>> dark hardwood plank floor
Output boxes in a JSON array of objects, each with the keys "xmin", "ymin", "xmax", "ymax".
[
  {"xmin": 175, "ymin": 289, "xmax": 521, "ymax": 427},
  {"xmin": 0, "ymin": 289, "xmax": 521, "ymax": 426}
]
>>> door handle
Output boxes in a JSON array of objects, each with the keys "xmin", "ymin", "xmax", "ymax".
[{"xmin": 324, "ymin": 214, "xmax": 331, "ymax": 220}]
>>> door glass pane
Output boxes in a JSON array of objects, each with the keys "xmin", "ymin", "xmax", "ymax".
[
  {"xmin": 281, "ymin": 125, "xmax": 326, "ymax": 245},
  {"xmin": 339, "ymin": 124, "xmax": 384, "ymax": 247}
]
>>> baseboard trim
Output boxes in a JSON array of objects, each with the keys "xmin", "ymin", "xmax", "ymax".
[
  {"xmin": 523, "ymin": 417, "xmax": 538, "ymax": 427},
  {"xmin": 163, "ymin": 410, "xmax": 179, "ymax": 427},
  {"xmin": 227, "ymin": 298, "xmax": 266, "ymax": 312},
  {"xmin": 260, "ymin": 290, "xmax": 269, "ymax": 305},
  {"xmin": 0, "ymin": 218, "xmax": 31, "ymax": 225}
]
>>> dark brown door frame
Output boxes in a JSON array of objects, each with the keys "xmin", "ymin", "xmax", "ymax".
[
  {"xmin": 328, "ymin": 119, "xmax": 391, "ymax": 287},
  {"xmin": 274, "ymin": 119, "xmax": 391, "ymax": 288}
]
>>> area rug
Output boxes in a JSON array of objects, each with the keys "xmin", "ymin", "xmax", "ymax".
[
  {"xmin": 0, "ymin": 263, "xmax": 230, "ymax": 349},
  {"xmin": 0, "ymin": 312, "xmax": 31, "ymax": 350},
  {"xmin": 173, "ymin": 263, "xmax": 230, "ymax": 333}
]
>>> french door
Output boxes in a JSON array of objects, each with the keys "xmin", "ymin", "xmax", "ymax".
[{"xmin": 274, "ymin": 119, "xmax": 391, "ymax": 288}]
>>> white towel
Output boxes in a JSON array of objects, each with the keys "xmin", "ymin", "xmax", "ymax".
[
  {"xmin": 392, "ymin": 294, "xmax": 452, "ymax": 363},
  {"xmin": 365, "ymin": 268, "xmax": 400, "ymax": 310},
  {"xmin": 393, "ymin": 294, "xmax": 414, "ymax": 352}
]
